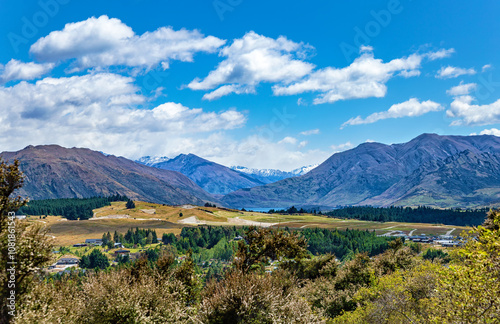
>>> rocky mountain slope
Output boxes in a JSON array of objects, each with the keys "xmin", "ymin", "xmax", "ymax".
[
  {"xmin": 1, "ymin": 145, "xmax": 216, "ymax": 205},
  {"xmin": 144, "ymin": 154, "xmax": 265, "ymax": 195},
  {"xmin": 222, "ymin": 134, "xmax": 500, "ymax": 209}
]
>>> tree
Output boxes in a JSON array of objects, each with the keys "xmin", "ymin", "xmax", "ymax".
[
  {"xmin": 106, "ymin": 241, "xmax": 114, "ymax": 250},
  {"xmin": 126, "ymin": 199, "xmax": 135, "ymax": 209},
  {"xmin": 101, "ymin": 233, "xmax": 108, "ymax": 246},
  {"xmin": 173, "ymin": 250, "xmax": 201, "ymax": 305},
  {"xmin": 80, "ymin": 249, "xmax": 110, "ymax": 269},
  {"xmin": 113, "ymin": 230, "xmax": 120, "ymax": 243},
  {"xmin": 0, "ymin": 159, "xmax": 53, "ymax": 323},
  {"xmin": 234, "ymin": 227, "xmax": 309, "ymax": 273},
  {"xmin": 429, "ymin": 210, "xmax": 500, "ymax": 322}
]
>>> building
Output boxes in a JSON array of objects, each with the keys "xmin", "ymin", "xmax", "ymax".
[
  {"xmin": 73, "ymin": 243, "xmax": 88, "ymax": 247},
  {"xmin": 85, "ymin": 239, "xmax": 103, "ymax": 245},
  {"xmin": 56, "ymin": 257, "xmax": 79, "ymax": 265},
  {"xmin": 114, "ymin": 249, "xmax": 130, "ymax": 255}
]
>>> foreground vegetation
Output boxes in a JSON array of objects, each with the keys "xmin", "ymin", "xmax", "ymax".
[
  {"xmin": 1, "ymin": 159, "xmax": 499, "ymax": 323},
  {"xmin": 11, "ymin": 210, "xmax": 500, "ymax": 323}
]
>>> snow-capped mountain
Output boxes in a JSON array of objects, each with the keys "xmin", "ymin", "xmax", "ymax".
[
  {"xmin": 136, "ymin": 154, "xmax": 265, "ymax": 195},
  {"xmin": 136, "ymin": 156, "xmax": 170, "ymax": 166},
  {"xmin": 230, "ymin": 164, "xmax": 319, "ymax": 183},
  {"xmin": 290, "ymin": 164, "xmax": 319, "ymax": 175}
]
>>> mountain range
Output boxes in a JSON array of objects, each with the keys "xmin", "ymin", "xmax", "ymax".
[
  {"xmin": 3, "ymin": 134, "xmax": 500, "ymax": 209},
  {"xmin": 222, "ymin": 134, "xmax": 500, "ymax": 209},
  {"xmin": 138, "ymin": 154, "xmax": 265, "ymax": 195},
  {"xmin": 1, "ymin": 145, "xmax": 215, "ymax": 205},
  {"xmin": 230, "ymin": 165, "xmax": 319, "ymax": 183}
]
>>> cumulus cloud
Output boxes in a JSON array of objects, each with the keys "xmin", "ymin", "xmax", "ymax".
[
  {"xmin": 330, "ymin": 141, "xmax": 353, "ymax": 152},
  {"xmin": 470, "ymin": 128, "xmax": 500, "ymax": 136},
  {"xmin": 0, "ymin": 73, "xmax": 246, "ymax": 157},
  {"xmin": 187, "ymin": 31, "xmax": 315, "ymax": 100},
  {"xmin": 0, "ymin": 59, "xmax": 54, "ymax": 83},
  {"xmin": 482, "ymin": 64, "xmax": 492, "ymax": 72},
  {"xmin": 300, "ymin": 128, "xmax": 320, "ymax": 136},
  {"xmin": 194, "ymin": 134, "xmax": 330, "ymax": 171},
  {"xmin": 278, "ymin": 136, "xmax": 298, "ymax": 145},
  {"xmin": 342, "ymin": 98, "xmax": 443, "ymax": 128},
  {"xmin": 476, "ymin": 128, "xmax": 500, "ymax": 136},
  {"xmin": 425, "ymin": 48, "xmax": 455, "ymax": 61},
  {"xmin": 30, "ymin": 15, "xmax": 225, "ymax": 71},
  {"xmin": 447, "ymin": 95, "xmax": 500, "ymax": 126},
  {"xmin": 436, "ymin": 65, "xmax": 476, "ymax": 79},
  {"xmin": 298, "ymin": 140, "xmax": 308, "ymax": 148},
  {"xmin": 446, "ymin": 82, "xmax": 477, "ymax": 96},
  {"xmin": 273, "ymin": 48, "xmax": 427, "ymax": 104}
]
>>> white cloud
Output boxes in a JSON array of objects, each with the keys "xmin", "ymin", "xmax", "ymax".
[
  {"xmin": 436, "ymin": 65, "xmax": 476, "ymax": 79},
  {"xmin": 359, "ymin": 45, "xmax": 373, "ymax": 53},
  {"xmin": 187, "ymin": 31, "xmax": 315, "ymax": 100},
  {"xmin": 298, "ymin": 140, "xmax": 308, "ymax": 148},
  {"xmin": 447, "ymin": 95, "xmax": 500, "ymax": 126},
  {"xmin": 0, "ymin": 59, "xmax": 54, "ymax": 83},
  {"xmin": 165, "ymin": 133, "xmax": 330, "ymax": 171},
  {"xmin": 482, "ymin": 64, "xmax": 492, "ymax": 72},
  {"xmin": 30, "ymin": 15, "xmax": 225, "ymax": 71},
  {"xmin": 425, "ymin": 48, "xmax": 455, "ymax": 61},
  {"xmin": 330, "ymin": 141, "xmax": 353, "ymax": 152},
  {"xmin": 342, "ymin": 98, "xmax": 443, "ymax": 128},
  {"xmin": 471, "ymin": 128, "xmax": 500, "ymax": 136},
  {"xmin": 0, "ymin": 73, "xmax": 246, "ymax": 157},
  {"xmin": 300, "ymin": 128, "xmax": 320, "ymax": 136},
  {"xmin": 273, "ymin": 49, "xmax": 426, "ymax": 104},
  {"xmin": 278, "ymin": 136, "xmax": 297, "ymax": 145},
  {"xmin": 446, "ymin": 82, "xmax": 477, "ymax": 96},
  {"xmin": 297, "ymin": 97, "xmax": 306, "ymax": 106}
]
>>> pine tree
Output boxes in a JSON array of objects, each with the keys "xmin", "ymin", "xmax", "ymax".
[{"xmin": 126, "ymin": 199, "xmax": 135, "ymax": 209}]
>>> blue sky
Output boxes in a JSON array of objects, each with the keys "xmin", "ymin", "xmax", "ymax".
[{"xmin": 1, "ymin": 0, "xmax": 499, "ymax": 170}]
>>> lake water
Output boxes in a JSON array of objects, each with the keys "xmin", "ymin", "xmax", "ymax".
[{"xmin": 241, "ymin": 207, "xmax": 288, "ymax": 212}]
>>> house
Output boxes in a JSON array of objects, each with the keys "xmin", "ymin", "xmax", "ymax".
[
  {"xmin": 114, "ymin": 242, "xmax": 124, "ymax": 248},
  {"xmin": 234, "ymin": 235, "xmax": 243, "ymax": 241},
  {"xmin": 85, "ymin": 239, "xmax": 103, "ymax": 245},
  {"xmin": 114, "ymin": 249, "xmax": 130, "ymax": 255},
  {"xmin": 56, "ymin": 257, "xmax": 79, "ymax": 265},
  {"xmin": 73, "ymin": 243, "xmax": 88, "ymax": 247}
]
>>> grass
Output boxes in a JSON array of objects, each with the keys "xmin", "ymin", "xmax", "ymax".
[{"xmin": 25, "ymin": 201, "xmax": 471, "ymax": 245}]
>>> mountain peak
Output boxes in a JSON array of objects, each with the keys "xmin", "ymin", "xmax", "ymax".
[
  {"xmin": 223, "ymin": 133, "xmax": 500, "ymax": 209},
  {"xmin": 1, "ymin": 145, "xmax": 214, "ymax": 205}
]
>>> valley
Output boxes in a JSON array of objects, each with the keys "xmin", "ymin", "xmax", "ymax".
[{"xmin": 29, "ymin": 201, "xmax": 469, "ymax": 246}]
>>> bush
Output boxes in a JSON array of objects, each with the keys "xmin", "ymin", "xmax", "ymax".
[{"xmin": 198, "ymin": 270, "xmax": 321, "ymax": 323}]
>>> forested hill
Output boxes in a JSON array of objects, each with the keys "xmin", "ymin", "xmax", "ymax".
[
  {"xmin": 18, "ymin": 195, "xmax": 128, "ymax": 220},
  {"xmin": 325, "ymin": 206, "xmax": 489, "ymax": 226}
]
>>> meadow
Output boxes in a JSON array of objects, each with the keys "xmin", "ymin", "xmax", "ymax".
[{"xmin": 25, "ymin": 201, "xmax": 470, "ymax": 245}]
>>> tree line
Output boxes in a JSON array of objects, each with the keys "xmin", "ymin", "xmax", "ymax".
[
  {"xmin": 325, "ymin": 205, "xmax": 489, "ymax": 226},
  {"xmin": 162, "ymin": 225, "xmax": 394, "ymax": 261},
  {"xmin": 17, "ymin": 195, "xmax": 129, "ymax": 220}
]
